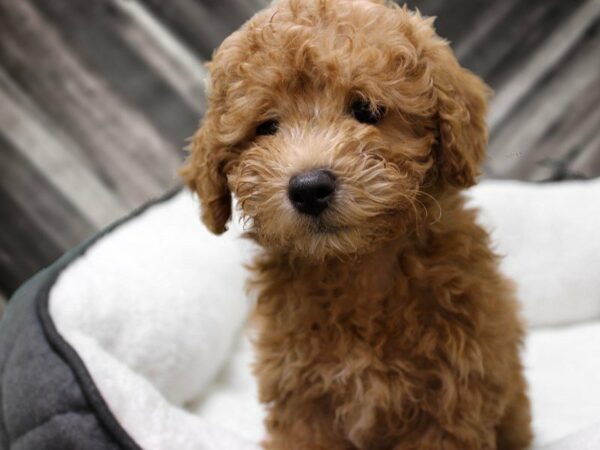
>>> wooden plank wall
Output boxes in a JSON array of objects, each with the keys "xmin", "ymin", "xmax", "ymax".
[{"xmin": 0, "ymin": 0, "xmax": 598, "ymax": 300}]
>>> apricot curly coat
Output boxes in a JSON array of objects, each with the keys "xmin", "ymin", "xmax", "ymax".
[{"xmin": 181, "ymin": 0, "xmax": 532, "ymax": 448}]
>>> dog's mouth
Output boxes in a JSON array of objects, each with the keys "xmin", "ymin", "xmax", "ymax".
[{"xmin": 306, "ymin": 219, "xmax": 350, "ymax": 235}]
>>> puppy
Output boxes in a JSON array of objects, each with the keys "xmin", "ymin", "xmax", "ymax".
[{"xmin": 181, "ymin": 1, "xmax": 532, "ymax": 449}]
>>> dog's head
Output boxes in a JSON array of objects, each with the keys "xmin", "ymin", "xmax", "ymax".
[{"xmin": 181, "ymin": 0, "xmax": 488, "ymax": 259}]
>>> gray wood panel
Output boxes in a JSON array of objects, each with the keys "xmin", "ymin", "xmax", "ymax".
[
  {"xmin": 0, "ymin": 1, "xmax": 183, "ymax": 202},
  {"xmin": 1, "ymin": 0, "xmax": 598, "ymax": 298}
]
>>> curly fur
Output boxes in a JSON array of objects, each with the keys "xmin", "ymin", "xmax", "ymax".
[{"xmin": 181, "ymin": 1, "xmax": 532, "ymax": 448}]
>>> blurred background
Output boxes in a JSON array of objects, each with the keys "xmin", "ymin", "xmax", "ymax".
[{"xmin": 0, "ymin": 0, "xmax": 599, "ymax": 306}]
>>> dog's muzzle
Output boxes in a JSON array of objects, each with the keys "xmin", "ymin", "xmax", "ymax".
[{"xmin": 288, "ymin": 169, "xmax": 336, "ymax": 217}]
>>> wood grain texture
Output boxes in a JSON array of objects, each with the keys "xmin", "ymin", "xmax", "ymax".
[
  {"xmin": 0, "ymin": 0, "xmax": 182, "ymax": 204},
  {"xmin": 0, "ymin": 68, "xmax": 128, "ymax": 227},
  {"xmin": 0, "ymin": 0, "xmax": 598, "ymax": 298}
]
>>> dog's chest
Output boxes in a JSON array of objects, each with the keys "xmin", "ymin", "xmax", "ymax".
[
  {"xmin": 254, "ymin": 285, "xmax": 433, "ymax": 447},
  {"xmin": 251, "ymin": 248, "xmax": 488, "ymax": 446},
  {"xmin": 253, "ymin": 263, "xmax": 485, "ymax": 443},
  {"xmin": 254, "ymin": 273, "xmax": 426, "ymax": 400}
]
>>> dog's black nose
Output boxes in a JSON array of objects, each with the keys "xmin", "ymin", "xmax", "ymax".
[{"xmin": 288, "ymin": 169, "xmax": 336, "ymax": 217}]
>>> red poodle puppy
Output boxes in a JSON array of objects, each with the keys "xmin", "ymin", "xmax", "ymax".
[{"xmin": 182, "ymin": 1, "xmax": 532, "ymax": 449}]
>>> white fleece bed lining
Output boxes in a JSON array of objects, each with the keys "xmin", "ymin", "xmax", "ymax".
[{"xmin": 49, "ymin": 179, "xmax": 600, "ymax": 450}]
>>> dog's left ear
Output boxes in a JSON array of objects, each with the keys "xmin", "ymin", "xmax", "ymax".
[{"xmin": 429, "ymin": 42, "xmax": 490, "ymax": 188}]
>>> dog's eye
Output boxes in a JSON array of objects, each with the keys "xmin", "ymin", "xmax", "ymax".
[
  {"xmin": 350, "ymin": 100, "xmax": 385, "ymax": 125},
  {"xmin": 255, "ymin": 119, "xmax": 279, "ymax": 136}
]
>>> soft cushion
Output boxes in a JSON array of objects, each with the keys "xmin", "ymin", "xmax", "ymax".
[
  {"xmin": 467, "ymin": 178, "xmax": 600, "ymax": 327},
  {"xmin": 50, "ymin": 192, "xmax": 256, "ymax": 408}
]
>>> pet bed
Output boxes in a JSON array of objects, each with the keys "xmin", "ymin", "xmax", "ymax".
[{"xmin": 1, "ymin": 179, "xmax": 600, "ymax": 450}]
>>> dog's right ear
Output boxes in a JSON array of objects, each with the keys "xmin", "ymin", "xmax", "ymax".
[{"xmin": 180, "ymin": 121, "xmax": 231, "ymax": 235}]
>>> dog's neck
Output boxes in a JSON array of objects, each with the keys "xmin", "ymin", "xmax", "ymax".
[{"xmin": 250, "ymin": 191, "xmax": 487, "ymax": 315}]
